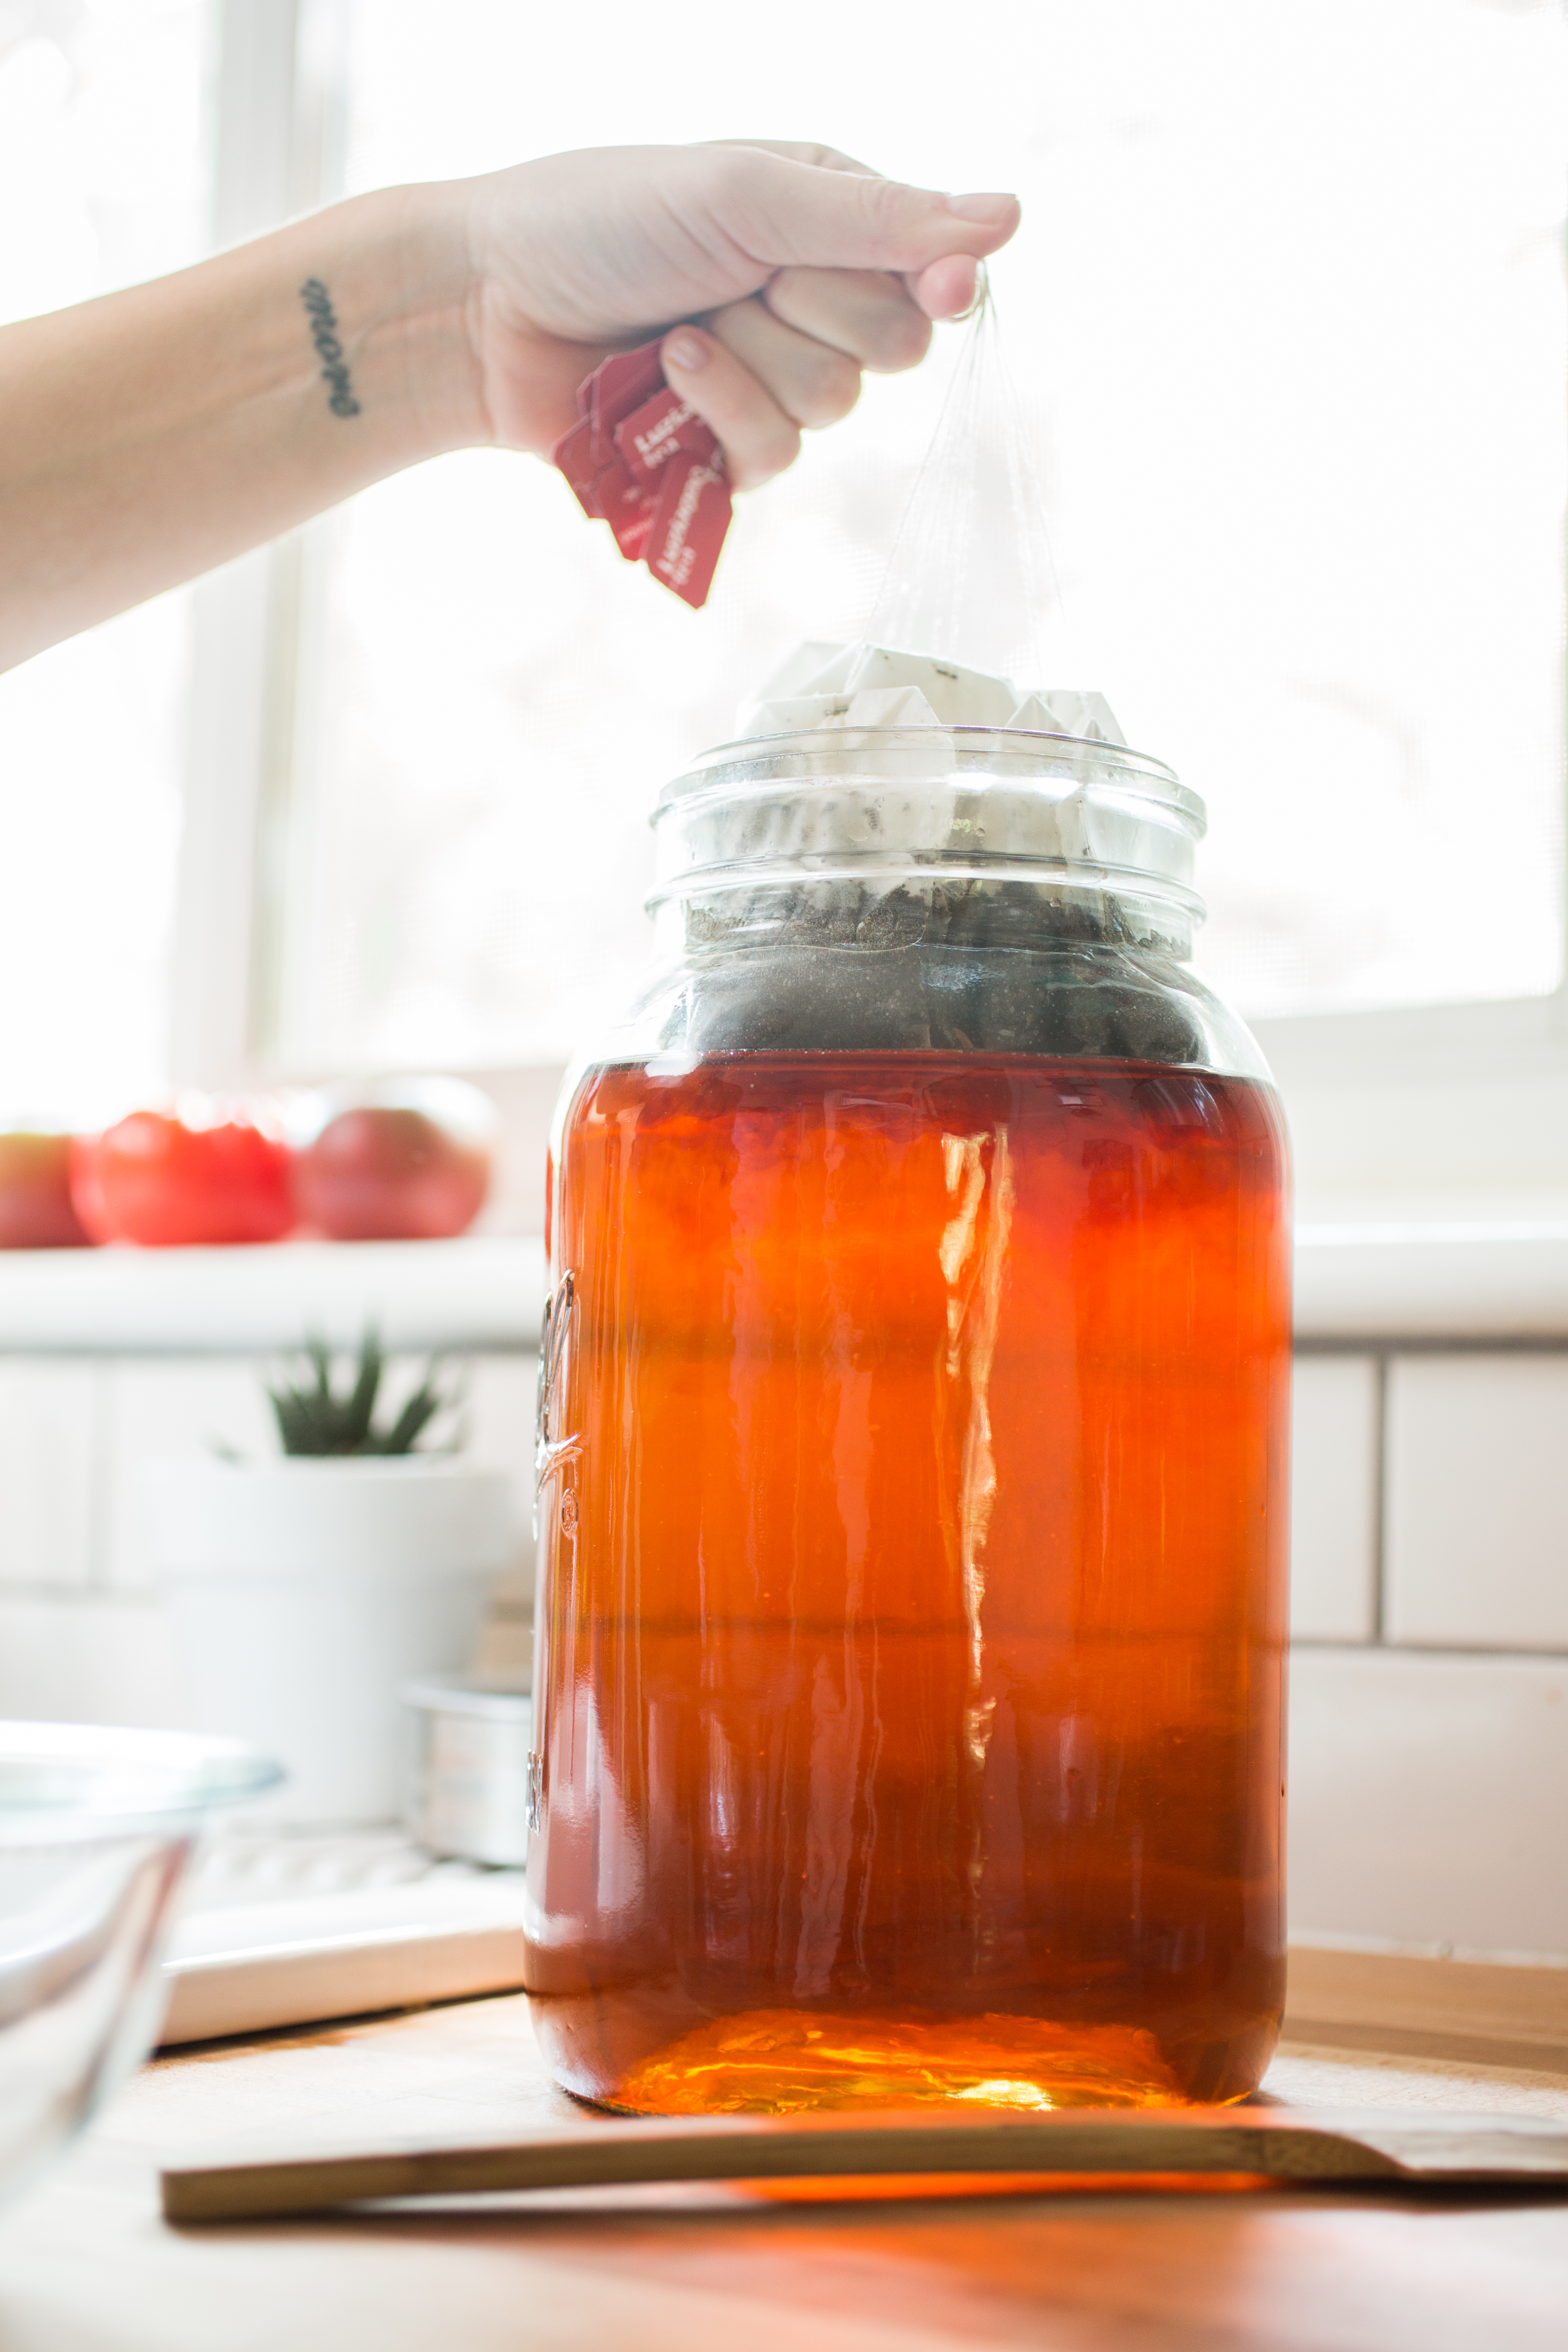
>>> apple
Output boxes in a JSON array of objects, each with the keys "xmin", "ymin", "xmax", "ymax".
[
  {"xmin": 0, "ymin": 1133, "xmax": 95, "ymax": 1248},
  {"xmin": 71, "ymin": 1109, "xmax": 294, "ymax": 1246},
  {"xmin": 292, "ymin": 1106, "xmax": 490, "ymax": 1241}
]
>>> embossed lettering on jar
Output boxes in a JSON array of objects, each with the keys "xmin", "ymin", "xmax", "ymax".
[{"xmin": 526, "ymin": 715, "xmax": 1291, "ymax": 2116}]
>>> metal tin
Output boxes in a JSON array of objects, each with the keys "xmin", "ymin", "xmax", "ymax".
[{"xmin": 401, "ymin": 1680, "xmax": 532, "ymax": 1867}]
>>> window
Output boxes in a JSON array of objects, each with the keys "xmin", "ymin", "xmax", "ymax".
[
  {"xmin": 265, "ymin": 0, "xmax": 1568, "ymax": 1082},
  {"xmin": 5, "ymin": 0, "xmax": 1566, "ymax": 1213}
]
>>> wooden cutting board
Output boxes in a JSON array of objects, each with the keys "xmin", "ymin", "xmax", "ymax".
[
  {"xmin": 159, "ymin": 1941, "xmax": 1568, "ymax": 2222},
  {"xmin": 9, "ymin": 1970, "xmax": 1568, "ymax": 2352},
  {"xmin": 1283, "ymin": 1943, "xmax": 1568, "ymax": 2076}
]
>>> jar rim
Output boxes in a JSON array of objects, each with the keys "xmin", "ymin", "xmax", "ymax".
[
  {"xmin": 645, "ymin": 853, "xmax": 1206, "ymax": 924},
  {"xmin": 655, "ymin": 723, "xmax": 1203, "ymax": 836}
]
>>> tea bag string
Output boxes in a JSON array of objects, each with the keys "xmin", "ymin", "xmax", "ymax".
[{"xmin": 860, "ymin": 265, "xmax": 1076, "ymax": 687}]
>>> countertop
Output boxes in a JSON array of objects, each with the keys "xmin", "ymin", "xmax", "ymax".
[{"xmin": 3, "ymin": 1949, "xmax": 1567, "ymax": 2350}]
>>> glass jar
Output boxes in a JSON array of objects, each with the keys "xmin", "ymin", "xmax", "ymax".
[{"xmin": 526, "ymin": 719, "xmax": 1291, "ymax": 2115}]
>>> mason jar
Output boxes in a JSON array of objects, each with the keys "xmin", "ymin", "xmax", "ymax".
[{"xmin": 525, "ymin": 719, "xmax": 1291, "ymax": 2115}]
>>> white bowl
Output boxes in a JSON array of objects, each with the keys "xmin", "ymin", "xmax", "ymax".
[{"xmin": 0, "ymin": 1720, "xmax": 280, "ymax": 2207}]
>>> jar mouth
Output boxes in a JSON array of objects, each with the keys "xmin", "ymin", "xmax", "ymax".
[
  {"xmin": 656, "ymin": 724, "xmax": 1202, "ymax": 834},
  {"xmin": 649, "ymin": 724, "xmax": 1206, "ymax": 932},
  {"xmin": 646, "ymin": 855, "xmax": 1206, "ymax": 924}
]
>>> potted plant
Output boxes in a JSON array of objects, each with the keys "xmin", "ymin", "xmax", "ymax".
[{"xmin": 144, "ymin": 1335, "xmax": 514, "ymax": 1825}]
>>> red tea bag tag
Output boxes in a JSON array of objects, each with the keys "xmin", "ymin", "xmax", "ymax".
[
  {"xmin": 614, "ymin": 389, "xmax": 716, "ymax": 488},
  {"xmin": 588, "ymin": 342, "xmax": 667, "ymax": 468},
  {"xmin": 551, "ymin": 416, "xmax": 601, "ymax": 518},
  {"xmin": 594, "ymin": 458, "xmax": 656, "ymax": 559},
  {"xmin": 646, "ymin": 453, "xmax": 732, "ymax": 610},
  {"xmin": 554, "ymin": 339, "xmax": 733, "ymax": 606}
]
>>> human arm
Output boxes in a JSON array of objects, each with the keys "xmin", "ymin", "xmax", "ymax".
[{"xmin": 0, "ymin": 141, "xmax": 1019, "ymax": 670}]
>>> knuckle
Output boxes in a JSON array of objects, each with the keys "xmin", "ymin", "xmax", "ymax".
[
  {"xmin": 852, "ymin": 172, "xmax": 902, "ymax": 228},
  {"xmin": 765, "ymin": 416, "xmax": 804, "ymax": 474},
  {"xmin": 868, "ymin": 306, "xmax": 932, "ymax": 372},
  {"xmin": 763, "ymin": 264, "xmax": 810, "ymax": 316},
  {"xmin": 850, "ymin": 174, "xmax": 919, "ymax": 255},
  {"xmin": 735, "ymin": 419, "xmax": 802, "ymax": 488},
  {"xmin": 794, "ymin": 352, "xmax": 861, "ymax": 427}
]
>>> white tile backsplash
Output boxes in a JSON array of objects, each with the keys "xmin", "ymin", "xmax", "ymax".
[
  {"xmin": 0, "ymin": 1361, "xmax": 99, "ymax": 1589},
  {"xmin": 102, "ymin": 1357, "xmax": 280, "ymax": 1588},
  {"xmin": 0, "ymin": 1593, "xmax": 192, "ymax": 1728},
  {"xmin": 1290, "ymin": 1355, "xmax": 1379, "ymax": 1643},
  {"xmin": 1385, "ymin": 1354, "xmax": 1568, "ymax": 1651},
  {"xmin": 459, "ymin": 1354, "xmax": 534, "ymax": 1578},
  {"xmin": 1288, "ymin": 1645, "xmax": 1568, "ymax": 1956}
]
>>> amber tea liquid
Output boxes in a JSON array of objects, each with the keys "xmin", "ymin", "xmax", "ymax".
[{"xmin": 526, "ymin": 1052, "xmax": 1290, "ymax": 2113}]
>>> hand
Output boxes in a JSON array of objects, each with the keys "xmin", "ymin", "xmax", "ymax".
[
  {"xmin": 464, "ymin": 142, "xmax": 1021, "ymax": 488},
  {"xmin": 0, "ymin": 139, "xmax": 1018, "ymax": 665}
]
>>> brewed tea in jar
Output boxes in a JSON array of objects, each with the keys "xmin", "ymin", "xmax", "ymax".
[{"xmin": 526, "ymin": 651, "xmax": 1290, "ymax": 2115}]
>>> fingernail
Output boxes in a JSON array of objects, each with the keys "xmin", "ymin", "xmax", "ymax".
[
  {"xmin": 946, "ymin": 193, "xmax": 1017, "ymax": 225},
  {"xmin": 663, "ymin": 329, "xmax": 708, "ymax": 373}
]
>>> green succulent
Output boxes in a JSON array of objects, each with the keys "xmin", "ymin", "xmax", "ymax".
[{"xmin": 266, "ymin": 1329, "xmax": 459, "ymax": 1457}]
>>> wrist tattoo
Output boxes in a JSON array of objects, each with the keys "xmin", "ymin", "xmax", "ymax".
[{"xmin": 298, "ymin": 278, "xmax": 361, "ymax": 418}]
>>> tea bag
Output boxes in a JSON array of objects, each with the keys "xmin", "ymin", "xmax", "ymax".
[
  {"xmin": 861, "ymin": 268, "xmax": 1069, "ymax": 690},
  {"xmin": 738, "ymin": 646, "xmax": 1125, "ymax": 745},
  {"xmin": 739, "ymin": 276, "xmax": 1121, "ymax": 749}
]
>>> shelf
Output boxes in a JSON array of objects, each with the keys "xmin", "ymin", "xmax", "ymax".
[
  {"xmin": 0, "ymin": 1236, "xmax": 546, "ymax": 1354},
  {"xmin": 4, "ymin": 1222, "xmax": 1568, "ymax": 1353},
  {"xmin": 1294, "ymin": 1220, "xmax": 1568, "ymax": 1341}
]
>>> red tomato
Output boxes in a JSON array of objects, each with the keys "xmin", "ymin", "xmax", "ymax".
[
  {"xmin": 292, "ymin": 1107, "xmax": 489, "ymax": 1241},
  {"xmin": 0, "ymin": 1133, "xmax": 95, "ymax": 1248},
  {"xmin": 71, "ymin": 1111, "xmax": 294, "ymax": 1246}
]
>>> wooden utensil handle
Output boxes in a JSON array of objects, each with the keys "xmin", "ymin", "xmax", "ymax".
[{"xmin": 161, "ymin": 2106, "xmax": 1568, "ymax": 2225}]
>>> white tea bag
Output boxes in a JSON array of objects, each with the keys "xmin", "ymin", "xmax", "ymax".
[{"xmin": 740, "ymin": 643, "xmax": 1125, "ymax": 748}]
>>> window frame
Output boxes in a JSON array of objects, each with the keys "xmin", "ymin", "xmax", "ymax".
[{"xmin": 168, "ymin": 0, "xmax": 339, "ymax": 1096}]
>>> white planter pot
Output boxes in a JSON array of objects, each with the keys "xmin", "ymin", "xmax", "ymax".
[{"xmin": 144, "ymin": 1458, "xmax": 514, "ymax": 1825}]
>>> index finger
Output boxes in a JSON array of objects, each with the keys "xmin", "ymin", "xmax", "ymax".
[
  {"xmin": 763, "ymin": 268, "xmax": 933, "ymax": 373},
  {"xmin": 725, "ymin": 148, "xmax": 994, "ymax": 316}
]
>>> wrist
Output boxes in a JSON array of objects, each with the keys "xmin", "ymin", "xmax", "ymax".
[
  {"xmin": 310, "ymin": 181, "xmax": 492, "ymax": 459},
  {"xmin": 459, "ymin": 162, "xmax": 617, "ymax": 456}
]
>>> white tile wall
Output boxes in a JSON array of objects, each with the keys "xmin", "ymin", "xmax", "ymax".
[
  {"xmin": 0, "ymin": 1594, "xmax": 191, "ymax": 1728},
  {"xmin": 0, "ymin": 1361, "xmax": 99, "ymax": 1589},
  {"xmin": 1290, "ymin": 1355, "xmax": 1379, "ymax": 1644},
  {"xmin": 102, "ymin": 1358, "xmax": 280, "ymax": 1587},
  {"xmin": 0, "ymin": 1348, "xmax": 537, "ymax": 1737},
  {"xmin": 1385, "ymin": 1354, "xmax": 1568, "ymax": 1650},
  {"xmin": 454, "ymin": 1353, "xmax": 535, "ymax": 1575},
  {"xmin": 1288, "ymin": 1646, "xmax": 1568, "ymax": 1956}
]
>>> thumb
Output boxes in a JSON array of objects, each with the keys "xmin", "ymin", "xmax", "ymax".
[{"xmin": 700, "ymin": 146, "xmax": 1020, "ymax": 279}]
